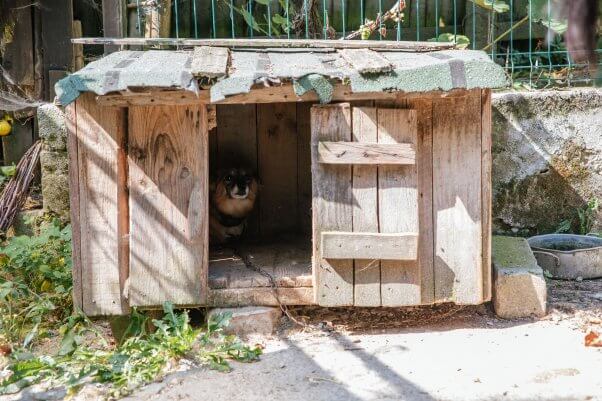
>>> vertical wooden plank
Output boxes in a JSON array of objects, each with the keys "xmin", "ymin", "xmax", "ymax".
[
  {"xmin": 378, "ymin": 108, "xmax": 420, "ymax": 306},
  {"xmin": 352, "ymin": 107, "xmax": 380, "ymax": 307},
  {"xmin": 408, "ymin": 97, "xmax": 435, "ymax": 305},
  {"xmin": 75, "ymin": 93, "xmax": 127, "ymax": 315},
  {"xmin": 39, "ymin": 0, "xmax": 72, "ymax": 100},
  {"xmin": 116, "ymin": 109, "xmax": 130, "ymax": 313},
  {"xmin": 433, "ymin": 90, "xmax": 483, "ymax": 304},
  {"xmin": 128, "ymin": 104, "xmax": 208, "ymax": 307},
  {"xmin": 296, "ymin": 102, "xmax": 314, "ymax": 236},
  {"xmin": 481, "ymin": 89, "xmax": 492, "ymax": 302},
  {"xmin": 66, "ymin": 103, "xmax": 82, "ymax": 311},
  {"xmin": 311, "ymin": 103, "xmax": 353, "ymax": 306},
  {"xmin": 215, "ymin": 104, "xmax": 258, "ymax": 237},
  {"xmin": 102, "ymin": 0, "xmax": 127, "ymax": 54},
  {"xmin": 257, "ymin": 103, "xmax": 297, "ymax": 238}
]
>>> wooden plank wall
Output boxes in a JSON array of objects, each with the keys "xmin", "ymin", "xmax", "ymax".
[
  {"xmin": 432, "ymin": 89, "xmax": 484, "ymax": 304},
  {"xmin": 128, "ymin": 104, "xmax": 208, "ymax": 307},
  {"xmin": 69, "ymin": 93, "xmax": 128, "ymax": 316}
]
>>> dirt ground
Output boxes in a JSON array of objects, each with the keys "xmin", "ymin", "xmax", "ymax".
[
  {"xmin": 4, "ymin": 278, "xmax": 602, "ymax": 401},
  {"xmin": 118, "ymin": 278, "xmax": 602, "ymax": 401}
]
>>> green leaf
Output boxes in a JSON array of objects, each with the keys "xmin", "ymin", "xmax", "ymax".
[
  {"xmin": 254, "ymin": 0, "xmax": 271, "ymax": 4},
  {"xmin": 429, "ymin": 33, "xmax": 471, "ymax": 50},
  {"xmin": 468, "ymin": 0, "xmax": 510, "ymax": 13},
  {"xmin": 0, "ymin": 165, "xmax": 16, "ymax": 177},
  {"xmin": 529, "ymin": 0, "xmax": 567, "ymax": 33}
]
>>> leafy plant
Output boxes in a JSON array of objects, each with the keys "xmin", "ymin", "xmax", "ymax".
[
  {"xmin": 469, "ymin": 0, "xmax": 510, "ymax": 14},
  {"xmin": 0, "ymin": 221, "xmax": 72, "ymax": 348},
  {"xmin": 0, "ymin": 164, "xmax": 16, "ymax": 188},
  {"xmin": 555, "ymin": 198, "xmax": 600, "ymax": 235},
  {"xmin": 429, "ymin": 33, "xmax": 471, "ymax": 49},
  {"xmin": 0, "ymin": 303, "xmax": 262, "ymax": 398}
]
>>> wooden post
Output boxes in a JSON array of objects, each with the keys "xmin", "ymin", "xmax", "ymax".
[
  {"xmin": 102, "ymin": 0, "xmax": 127, "ymax": 53},
  {"xmin": 39, "ymin": 0, "xmax": 73, "ymax": 101},
  {"xmin": 144, "ymin": 0, "xmax": 172, "ymax": 38}
]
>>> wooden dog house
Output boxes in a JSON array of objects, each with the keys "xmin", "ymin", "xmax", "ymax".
[{"xmin": 56, "ymin": 40, "xmax": 507, "ymax": 316}]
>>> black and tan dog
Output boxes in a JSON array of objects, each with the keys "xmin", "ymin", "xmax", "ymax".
[{"xmin": 209, "ymin": 167, "xmax": 258, "ymax": 244}]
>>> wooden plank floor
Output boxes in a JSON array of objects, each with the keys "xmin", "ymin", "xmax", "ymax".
[{"xmin": 207, "ymin": 237, "xmax": 314, "ymax": 307}]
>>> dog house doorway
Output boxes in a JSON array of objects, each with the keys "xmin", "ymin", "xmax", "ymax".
[{"xmin": 207, "ymin": 102, "xmax": 315, "ymax": 306}]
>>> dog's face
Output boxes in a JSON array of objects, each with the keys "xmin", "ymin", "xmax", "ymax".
[{"xmin": 218, "ymin": 168, "xmax": 256, "ymax": 200}]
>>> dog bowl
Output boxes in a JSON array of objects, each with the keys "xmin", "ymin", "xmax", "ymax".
[{"xmin": 528, "ymin": 234, "xmax": 602, "ymax": 280}]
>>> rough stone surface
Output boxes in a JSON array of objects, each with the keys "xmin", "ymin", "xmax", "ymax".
[
  {"xmin": 207, "ymin": 306, "xmax": 282, "ymax": 336},
  {"xmin": 492, "ymin": 236, "xmax": 547, "ymax": 319},
  {"xmin": 37, "ymin": 105, "xmax": 70, "ymax": 220},
  {"xmin": 37, "ymin": 104, "xmax": 67, "ymax": 152},
  {"xmin": 492, "ymin": 89, "xmax": 602, "ymax": 235}
]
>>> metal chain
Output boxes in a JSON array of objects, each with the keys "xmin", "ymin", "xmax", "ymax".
[{"xmin": 232, "ymin": 244, "xmax": 312, "ymax": 329}]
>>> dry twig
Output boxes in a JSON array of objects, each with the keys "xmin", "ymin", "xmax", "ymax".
[{"xmin": 342, "ymin": 0, "xmax": 406, "ymax": 40}]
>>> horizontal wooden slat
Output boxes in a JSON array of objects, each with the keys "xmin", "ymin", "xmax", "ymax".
[
  {"xmin": 318, "ymin": 141, "xmax": 415, "ymax": 165},
  {"xmin": 321, "ymin": 232, "xmax": 418, "ymax": 260},
  {"xmin": 338, "ymin": 49, "xmax": 394, "ymax": 74}
]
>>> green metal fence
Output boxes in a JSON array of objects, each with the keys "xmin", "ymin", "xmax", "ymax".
[{"xmin": 127, "ymin": 0, "xmax": 601, "ymax": 88}]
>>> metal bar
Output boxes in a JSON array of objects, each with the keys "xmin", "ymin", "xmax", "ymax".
[
  {"xmin": 192, "ymin": 0, "xmax": 198, "ymax": 38},
  {"xmin": 211, "ymin": 0, "xmax": 216, "ymax": 38},
  {"xmin": 341, "ymin": 0, "xmax": 345, "ymax": 38},
  {"xmin": 268, "ymin": 0, "xmax": 272, "ymax": 37},
  {"xmin": 230, "ymin": 0, "xmax": 235, "ymax": 38},
  {"xmin": 304, "ymin": 0, "xmax": 308, "ymax": 39},
  {"xmin": 174, "ymin": 0, "xmax": 179, "ymax": 38},
  {"xmin": 416, "ymin": 0, "xmax": 420, "ymax": 41},
  {"xmin": 378, "ymin": 0, "xmax": 382, "ymax": 40},
  {"xmin": 435, "ymin": 0, "xmax": 439, "ymax": 37},
  {"xmin": 285, "ymin": 0, "xmax": 290, "ymax": 39},
  {"xmin": 323, "ymin": 0, "xmax": 327, "ymax": 39}
]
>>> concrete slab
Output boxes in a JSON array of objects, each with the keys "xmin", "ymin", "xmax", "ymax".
[{"xmin": 492, "ymin": 236, "xmax": 547, "ymax": 319}]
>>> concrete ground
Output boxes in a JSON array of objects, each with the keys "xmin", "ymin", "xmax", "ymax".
[{"xmin": 123, "ymin": 280, "xmax": 602, "ymax": 401}]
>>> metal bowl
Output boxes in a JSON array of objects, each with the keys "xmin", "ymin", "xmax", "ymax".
[{"xmin": 528, "ymin": 234, "xmax": 602, "ymax": 280}]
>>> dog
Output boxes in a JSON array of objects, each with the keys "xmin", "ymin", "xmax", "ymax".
[{"xmin": 209, "ymin": 167, "xmax": 258, "ymax": 245}]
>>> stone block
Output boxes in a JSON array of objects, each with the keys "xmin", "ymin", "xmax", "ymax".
[
  {"xmin": 40, "ymin": 150, "xmax": 70, "ymax": 219},
  {"xmin": 37, "ymin": 104, "xmax": 67, "ymax": 152},
  {"xmin": 207, "ymin": 306, "xmax": 282, "ymax": 336},
  {"xmin": 492, "ymin": 236, "xmax": 547, "ymax": 319}
]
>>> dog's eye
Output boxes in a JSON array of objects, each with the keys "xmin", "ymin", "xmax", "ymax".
[
  {"xmin": 245, "ymin": 176, "xmax": 252, "ymax": 184},
  {"xmin": 225, "ymin": 175, "xmax": 232, "ymax": 182}
]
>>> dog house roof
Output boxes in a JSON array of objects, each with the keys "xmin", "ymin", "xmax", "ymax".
[{"xmin": 56, "ymin": 47, "xmax": 507, "ymax": 105}]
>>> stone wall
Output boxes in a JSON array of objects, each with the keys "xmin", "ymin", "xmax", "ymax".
[
  {"xmin": 38, "ymin": 104, "xmax": 70, "ymax": 220},
  {"xmin": 37, "ymin": 89, "xmax": 602, "ymax": 235},
  {"xmin": 492, "ymin": 89, "xmax": 602, "ymax": 235}
]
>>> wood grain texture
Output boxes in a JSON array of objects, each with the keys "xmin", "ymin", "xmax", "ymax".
[
  {"xmin": 74, "ymin": 93, "xmax": 127, "ymax": 315},
  {"xmin": 338, "ymin": 49, "xmax": 394, "ymax": 73},
  {"xmin": 378, "ymin": 108, "xmax": 420, "ymax": 306},
  {"xmin": 297, "ymin": 102, "xmax": 314, "ymax": 236},
  {"xmin": 318, "ymin": 142, "xmax": 416, "ymax": 165},
  {"xmin": 96, "ymin": 86, "xmax": 472, "ymax": 108},
  {"xmin": 66, "ymin": 103, "xmax": 82, "ymax": 311},
  {"xmin": 101, "ymin": 0, "xmax": 126, "ymax": 53},
  {"xmin": 311, "ymin": 103, "xmax": 354, "ymax": 306},
  {"xmin": 191, "ymin": 46, "xmax": 230, "ymax": 78},
  {"xmin": 481, "ymin": 89, "xmax": 493, "ymax": 302},
  {"xmin": 215, "ymin": 104, "xmax": 259, "ymax": 236},
  {"xmin": 322, "ymin": 232, "xmax": 418, "ymax": 260},
  {"xmin": 257, "ymin": 103, "xmax": 298, "ymax": 238},
  {"xmin": 351, "ymin": 107, "xmax": 380, "ymax": 306},
  {"xmin": 433, "ymin": 90, "xmax": 483, "ymax": 304},
  {"xmin": 128, "ymin": 104, "xmax": 208, "ymax": 307},
  {"xmin": 207, "ymin": 287, "xmax": 313, "ymax": 307},
  {"xmin": 408, "ymin": 96, "xmax": 435, "ymax": 305}
]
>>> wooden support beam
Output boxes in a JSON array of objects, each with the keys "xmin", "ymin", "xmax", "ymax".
[
  {"xmin": 321, "ymin": 232, "xmax": 418, "ymax": 260},
  {"xmin": 102, "ymin": 0, "xmax": 127, "ymax": 54},
  {"xmin": 318, "ymin": 142, "xmax": 415, "ymax": 165},
  {"xmin": 72, "ymin": 37, "xmax": 455, "ymax": 51},
  {"xmin": 95, "ymin": 85, "xmax": 472, "ymax": 107}
]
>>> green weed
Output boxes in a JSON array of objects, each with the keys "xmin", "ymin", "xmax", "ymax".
[{"xmin": 555, "ymin": 198, "xmax": 600, "ymax": 235}]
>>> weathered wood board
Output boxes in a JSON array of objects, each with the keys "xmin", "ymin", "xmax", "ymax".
[
  {"xmin": 72, "ymin": 93, "xmax": 127, "ymax": 315},
  {"xmin": 191, "ymin": 46, "xmax": 230, "ymax": 78},
  {"xmin": 322, "ymin": 232, "xmax": 418, "ymax": 260},
  {"xmin": 311, "ymin": 103, "xmax": 354, "ymax": 306},
  {"xmin": 433, "ymin": 90, "xmax": 483, "ymax": 304},
  {"xmin": 296, "ymin": 102, "xmax": 314, "ymax": 235},
  {"xmin": 351, "ymin": 107, "xmax": 380, "ymax": 306},
  {"xmin": 128, "ymin": 104, "xmax": 208, "ymax": 307},
  {"xmin": 338, "ymin": 49, "xmax": 393, "ymax": 74},
  {"xmin": 378, "ymin": 108, "xmax": 420, "ymax": 306},
  {"xmin": 481, "ymin": 89, "xmax": 493, "ymax": 302},
  {"xmin": 318, "ymin": 142, "xmax": 416, "ymax": 165}
]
